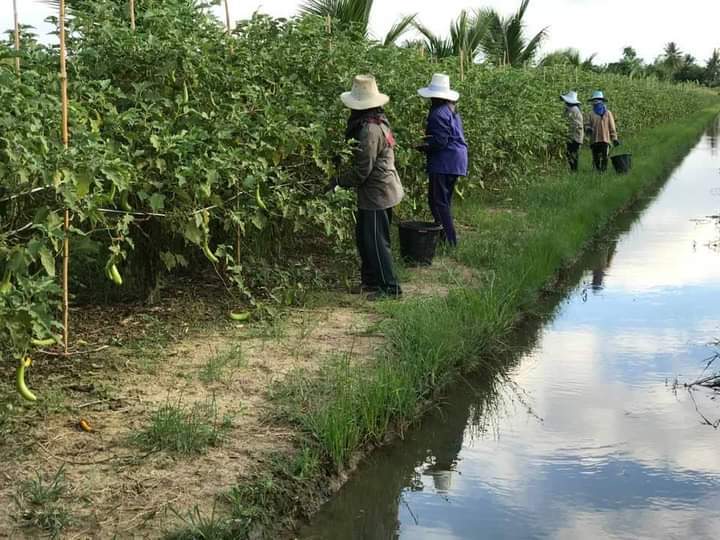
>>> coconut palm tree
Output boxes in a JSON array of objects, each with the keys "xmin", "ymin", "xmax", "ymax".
[
  {"xmin": 705, "ymin": 49, "xmax": 720, "ymax": 87},
  {"xmin": 298, "ymin": 0, "xmax": 416, "ymax": 46},
  {"xmin": 413, "ymin": 9, "xmax": 488, "ymax": 63},
  {"xmin": 539, "ymin": 48, "xmax": 597, "ymax": 70},
  {"xmin": 662, "ymin": 42, "xmax": 683, "ymax": 71},
  {"xmin": 477, "ymin": 0, "xmax": 547, "ymax": 67}
]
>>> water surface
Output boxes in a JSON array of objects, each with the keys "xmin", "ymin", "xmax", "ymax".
[{"xmin": 299, "ymin": 119, "xmax": 720, "ymax": 540}]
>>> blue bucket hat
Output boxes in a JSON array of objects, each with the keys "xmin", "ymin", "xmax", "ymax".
[{"xmin": 589, "ymin": 90, "xmax": 607, "ymax": 102}]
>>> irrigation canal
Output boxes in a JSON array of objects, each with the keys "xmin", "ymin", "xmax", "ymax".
[{"xmin": 298, "ymin": 119, "xmax": 720, "ymax": 539}]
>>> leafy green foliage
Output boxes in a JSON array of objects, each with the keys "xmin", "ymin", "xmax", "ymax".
[{"xmin": 0, "ymin": 0, "xmax": 715, "ymax": 365}]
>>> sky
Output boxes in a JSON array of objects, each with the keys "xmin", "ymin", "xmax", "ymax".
[{"xmin": 2, "ymin": 0, "xmax": 719, "ymax": 65}]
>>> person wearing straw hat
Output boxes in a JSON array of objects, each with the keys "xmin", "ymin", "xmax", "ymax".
[
  {"xmin": 560, "ymin": 91, "xmax": 584, "ymax": 172},
  {"xmin": 585, "ymin": 90, "xmax": 620, "ymax": 172},
  {"xmin": 416, "ymin": 73, "xmax": 468, "ymax": 247},
  {"xmin": 334, "ymin": 75, "xmax": 404, "ymax": 299}
]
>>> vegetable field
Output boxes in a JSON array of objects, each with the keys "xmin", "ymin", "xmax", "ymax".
[{"xmin": 0, "ymin": 0, "xmax": 716, "ymax": 369}]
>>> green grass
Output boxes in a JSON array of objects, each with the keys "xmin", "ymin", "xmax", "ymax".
[
  {"xmin": 133, "ymin": 397, "xmax": 233, "ymax": 454},
  {"xmin": 199, "ymin": 344, "xmax": 246, "ymax": 384},
  {"xmin": 13, "ymin": 466, "xmax": 72, "ymax": 539},
  {"xmin": 164, "ymin": 504, "xmax": 230, "ymax": 540}
]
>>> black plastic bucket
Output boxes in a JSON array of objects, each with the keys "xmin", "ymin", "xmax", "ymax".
[
  {"xmin": 611, "ymin": 153, "xmax": 632, "ymax": 174},
  {"xmin": 398, "ymin": 221, "xmax": 443, "ymax": 266}
]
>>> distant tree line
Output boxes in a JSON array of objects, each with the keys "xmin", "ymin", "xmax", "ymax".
[{"xmin": 300, "ymin": 0, "xmax": 719, "ymax": 88}]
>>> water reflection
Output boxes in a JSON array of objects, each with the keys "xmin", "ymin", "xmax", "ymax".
[{"xmin": 299, "ymin": 121, "xmax": 720, "ymax": 540}]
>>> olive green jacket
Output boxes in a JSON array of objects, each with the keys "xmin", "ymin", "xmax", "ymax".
[
  {"xmin": 339, "ymin": 123, "xmax": 405, "ymax": 211},
  {"xmin": 564, "ymin": 106, "xmax": 584, "ymax": 144}
]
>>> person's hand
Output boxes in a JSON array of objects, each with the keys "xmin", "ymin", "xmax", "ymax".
[{"xmin": 613, "ymin": 139, "xmax": 621, "ymax": 148}]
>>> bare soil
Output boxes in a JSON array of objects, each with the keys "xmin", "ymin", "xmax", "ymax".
[{"xmin": 0, "ymin": 257, "xmax": 474, "ymax": 539}]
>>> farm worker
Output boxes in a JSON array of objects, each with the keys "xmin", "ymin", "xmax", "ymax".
[
  {"xmin": 416, "ymin": 73, "xmax": 468, "ymax": 247},
  {"xmin": 560, "ymin": 91, "xmax": 584, "ymax": 171},
  {"xmin": 334, "ymin": 75, "xmax": 404, "ymax": 298},
  {"xmin": 585, "ymin": 90, "xmax": 620, "ymax": 172}
]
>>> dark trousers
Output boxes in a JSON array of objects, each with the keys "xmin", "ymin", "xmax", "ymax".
[
  {"xmin": 566, "ymin": 141, "xmax": 580, "ymax": 172},
  {"xmin": 428, "ymin": 173, "xmax": 459, "ymax": 246},
  {"xmin": 355, "ymin": 208, "xmax": 401, "ymax": 294},
  {"xmin": 591, "ymin": 142, "xmax": 610, "ymax": 172}
]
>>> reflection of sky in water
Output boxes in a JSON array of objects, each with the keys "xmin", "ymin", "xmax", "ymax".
[{"xmin": 397, "ymin": 129, "xmax": 720, "ymax": 539}]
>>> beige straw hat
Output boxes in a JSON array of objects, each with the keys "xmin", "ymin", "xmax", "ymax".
[{"xmin": 341, "ymin": 75, "xmax": 390, "ymax": 110}]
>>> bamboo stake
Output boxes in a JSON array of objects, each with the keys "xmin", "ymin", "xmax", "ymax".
[
  {"xmin": 460, "ymin": 48, "xmax": 465, "ymax": 81},
  {"xmin": 129, "ymin": 0, "xmax": 136, "ymax": 31},
  {"xmin": 325, "ymin": 15, "xmax": 332, "ymax": 34},
  {"xmin": 59, "ymin": 0, "xmax": 70, "ymax": 355},
  {"xmin": 223, "ymin": 0, "xmax": 231, "ymax": 33},
  {"xmin": 12, "ymin": 0, "xmax": 20, "ymax": 74},
  {"xmin": 221, "ymin": 1, "xmax": 240, "ymax": 263}
]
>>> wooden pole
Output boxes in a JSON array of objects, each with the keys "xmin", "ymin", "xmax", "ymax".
[
  {"xmin": 12, "ymin": 0, "xmax": 20, "ymax": 74},
  {"xmin": 223, "ymin": 0, "xmax": 231, "ymax": 33},
  {"xmin": 460, "ymin": 48, "xmax": 465, "ymax": 82},
  {"xmin": 130, "ymin": 0, "xmax": 136, "ymax": 31},
  {"xmin": 59, "ymin": 0, "xmax": 70, "ymax": 355}
]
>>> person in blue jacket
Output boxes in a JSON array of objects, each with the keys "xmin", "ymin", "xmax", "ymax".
[{"xmin": 416, "ymin": 73, "xmax": 469, "ymax": 246}]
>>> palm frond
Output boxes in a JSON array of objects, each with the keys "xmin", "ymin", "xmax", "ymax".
[
  {"xmin": 383, "ymin": 13, "xmax": 416, "ymax": 46},
  {"xmin": 299, "ymin": 0, "xmax": 373, "ymax": 32},
  {"xmin": 518, "ymin": 26, "xmax": 547, "ymax": 65}
]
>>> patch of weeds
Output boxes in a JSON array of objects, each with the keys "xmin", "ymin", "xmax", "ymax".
[
  {"xmin": 133, "ymin": 397, "xmax": 233, "ymax": 454},
  {"xmin": 123, "ymin": 314, "xmax": 176, "ymax": 373},
  {"xmin": 199, "ymin": 344, "xmax": 246, "ymax": 384},
  {"xmin": 225, "ymin": 448, "xmax": 325, "ymax": 537},
  {"xmin": 0, "ymin": 401, "xmax": 14, "ymax": 439},
  {"xmin": 37, "ymin": 388, "xmax": 69, "ymax": 417},
  {"xmin": 246, "ymin": 313, "xmax": 289, "ymax": 341},
  {"xmin": 164, "ymin": 503, "xmax": 230, "ymax": 540},
  {"xmin": 13, "ymin": 466, "xmax": 72, "ymax": 539}
]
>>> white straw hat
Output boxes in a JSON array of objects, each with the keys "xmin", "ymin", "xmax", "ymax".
[
  {"xmin": 560, "ymin": 91, "xmax": 580, "ymax": 105},
  {"xmin": 418, "ymin": 73, "xmax": 460, "ymax": 101},
  {"xmin": 341, "ymin": 75, "xmax": 390, "ymax": 110}
]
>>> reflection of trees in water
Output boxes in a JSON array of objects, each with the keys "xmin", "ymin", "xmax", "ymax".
[
  {"xmin": 708, "ymin": 117, "xmax": 720, "ymax": 156},
  {"xmin": 686, "ymin": 342, "xmax": 720, "ymax": 429}
]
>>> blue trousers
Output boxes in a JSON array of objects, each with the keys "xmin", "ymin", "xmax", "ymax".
[{"xmin": 428, "ymin": 173, "xmax": 459, "ymax": 246}]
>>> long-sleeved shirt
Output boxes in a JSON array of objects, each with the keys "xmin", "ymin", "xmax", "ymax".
[
  {"xmin": 339, "ymin": 121, "xmax": 405, "ymax": 211},
  {"xmin": 423, "ymin": 103, "xmax": 469, "ymax": 176},
  {"xmin": 564, "ymin": 105, "xmax": 584, "ymax": 144},
  {"xmin": 585, "ymin": 109, "xmax": 618, "ymax": 144}
]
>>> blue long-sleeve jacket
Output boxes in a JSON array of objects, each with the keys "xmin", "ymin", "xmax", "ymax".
[{"xmin": 424, "ymin": 103, "xmax": 469, "ymax": 176}]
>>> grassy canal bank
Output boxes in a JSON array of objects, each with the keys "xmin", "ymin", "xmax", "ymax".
[{"xmin": 218, "ymin": 106, "xmax": 720, "ymax": 539}]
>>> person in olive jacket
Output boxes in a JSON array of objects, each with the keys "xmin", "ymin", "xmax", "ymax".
[
  {"xmin": 335, "ymin": 75, "xmax": 404, "ymax": 298},
  {"xmin": 585, "ymin": 90, "xmax": 620, "ymax": 172},
  {"xmin": 416, "ymin": 74, "xmax": 468, "ymax": 247},
  {"xmin": 560, "ymin": 91, "xmax": 584, "ymax": 171}
]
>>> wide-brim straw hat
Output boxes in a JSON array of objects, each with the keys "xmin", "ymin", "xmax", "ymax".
[
  {"xmin": 560, "ymin": 91, "xmax": 580, "ymax": 105},
  {"xmin": 589, "ymin": 90, "xmax": 607, "ymax": 102},
  {"xmin": 341, "ymin": 75, "xmax": 390, "ymax": 110},
  {"xmin": 418, "ymin": 73, "xmax": 460, "ymax": 101}
]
